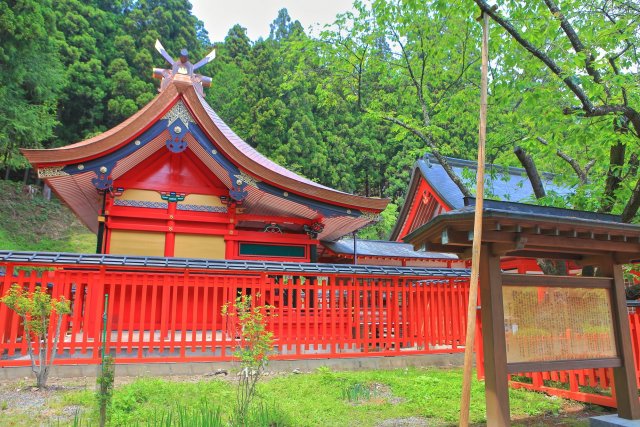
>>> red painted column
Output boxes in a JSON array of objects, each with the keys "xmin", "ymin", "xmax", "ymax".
[
  {"xmin": 165, "ymin": 202, "xmax": 176, "ymax": 257},
  {"xmin": 225, "ymin": 204, "xmax": 237, "ymax": 259}
]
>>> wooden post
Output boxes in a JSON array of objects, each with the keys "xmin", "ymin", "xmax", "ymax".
[
  {"xmin": 460, "ymin": 10, "xmax": 490, "ymax": 427},
  {"xmin": 607, "ymin": 260, "xmax": 640, "ymax": 419},
  {"xmin": 479, "ymin": 249, "xmax": 510, "ymax": 426}
]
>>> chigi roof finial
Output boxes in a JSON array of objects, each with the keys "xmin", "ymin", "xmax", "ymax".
[{"xmin": 152, "ymin": 39, "xmax": 216, "ymax": 96}]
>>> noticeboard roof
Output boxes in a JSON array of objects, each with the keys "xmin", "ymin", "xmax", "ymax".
[{"xmin": 403, "ymin": 199, "xmax": 640, "ymax": 262}]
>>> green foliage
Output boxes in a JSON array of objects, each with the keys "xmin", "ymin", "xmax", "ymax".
[
  {"xmin": 106, "ymin": 378, "xmax": 231, "ymax": 426},
  {"xmin": 138, "ymin": 403, "xmax": 224, "ymax": 427},
  {"xmin": 1, "ymin": 284, "xmax": 70, "ymax": 338},
  {"xmin": 358, "ymin": 203, "xmax": 398, "ymax": 240},
  {"xmin": 222, "ymin": 294, "xmax": 275, "ymax": 371},
  {"xmin": 342, "ymin": 382, "xmax": 373, "ymax": 403},
  {"xmin": 0, "ymin": 284, "xmax": 71, "ymax": 388},
  {"xmin": 0, "ymin": 0, "xmax": 65, "ymax": 173},
  {"xmin": 478, "ymin": 0, "xmax": 640, "ymax": 221},
  {"xmin": 222, "ymin": 293, "xmax": 276, "ymax": 426},
  {"xmin": 34, "ymin": 368, "xmax": 572, "ymax": 426},
  {"xmin": 245, "ymin": 402, "xmax": 292, "ymax": 427},
  {"xmin": 96, "ymin": 355, "xmax": 114, "ymax": 427}
]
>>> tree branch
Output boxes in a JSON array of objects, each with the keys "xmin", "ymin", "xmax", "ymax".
[
  {"xmin": 543, "ymin": 0, "xmax": 604, "ymax": 85},
  {"xmin": 622, "ymin": 175, "xmax": 640, "ymax": 222},
  {"xmin": 383, "ymin": 115, "xmax": 471, "ymax": 197},
  {"xmin": 473, "ymin": 0, "xmax": 595, "ymax": 112},
  {"xmin": 475, "ymin": 0, "xmax": 640, "ymax": 139},
  {"xmin": 536, "ymin": 136, "xmax": 589, "ymax": 184},
  {"xmin": 389, "ymin": 27, "xmax": 431, "ymax": 126},
  {"xmin": 514, "ymin": 146, "xmax": 546, "ymax": 198},
  {"xmin": 600, "ymin": 141, "xmax": 626, "ymax": 213}
]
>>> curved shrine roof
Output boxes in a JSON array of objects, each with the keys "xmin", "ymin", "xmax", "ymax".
[{"xmin": 22, "ymin": 78, "xmax": 388, "ymax": 240}]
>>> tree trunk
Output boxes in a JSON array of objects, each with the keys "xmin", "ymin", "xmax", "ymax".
[
  {"xmin": 514, "ymin": 146, "xmax": 546, "ymax": 198},
  {"xmin": 536, "ymin": 259, "xmax": 567, "ymax": 275},
  {"xmin": 36, "ymin": 368, "xmax": 49, "ymax": 389}
]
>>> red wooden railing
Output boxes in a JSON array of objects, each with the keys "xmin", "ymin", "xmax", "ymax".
[{"xmin": 0, "ymin": 261, "xmax": 469, "ymax": 366}]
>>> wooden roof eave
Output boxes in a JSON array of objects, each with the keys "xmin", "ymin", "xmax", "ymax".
[
  {"xmin": 180, "ymin": 88, "xmax": 389, "ymax": 212},
  {"xmin": 24, "ymin": 79, "xmax": 388, "ymax": 213},
  {"xmin": 21, "ymin": 85, "xmax": 181, "ymax": 165},
  {"xmin": 404, "ymin": 207, "xmax": 640, "ymax": 263}
]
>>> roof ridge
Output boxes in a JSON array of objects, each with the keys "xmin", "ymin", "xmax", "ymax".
[
  {"xmin": 335, "ymin": 238, "xmax": 412, "ymax": 244},
  {"xmin": 422, "ymin": 153, "xmax": 559, "ymax": 180}
]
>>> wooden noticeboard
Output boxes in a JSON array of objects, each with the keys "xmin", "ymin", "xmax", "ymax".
[
  {"xmin": 403, "ymin": 201, "xmax": 640, "ymax": 426},
  {"xmin": 502, "ymin": 275, "xmax": 618, "ymax": 371}
]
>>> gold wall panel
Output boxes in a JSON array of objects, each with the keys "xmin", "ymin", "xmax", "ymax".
[
  {"xmin": 182, "ymin": 194, "xmax": 224, "ymax": 207},
  {"xmin": 503, "ymin": 286, "xmax": 617, "ymax": 364},
  {"xmin": 109, "ymin": 230, "xmax": 165, "ymax": 256},
  {"xmin": 117, "ymin": 189, "xmax": 163, "ymax": 202},
  {"xmin": 174, "ymin": 233, "xmax": 226, "ymax": 259}
]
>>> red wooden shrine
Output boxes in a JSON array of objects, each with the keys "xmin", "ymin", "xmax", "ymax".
[
  {"xmin": 391, "ymin": 155, "xmax": 578, "ymax": 272},
  {"xmin": 22, "ymin": 57, "xmax": 389, "ymax": 263}
]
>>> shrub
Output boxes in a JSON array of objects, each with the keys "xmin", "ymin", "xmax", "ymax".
[
  {"xmin": 1, "ymin": 284, "xmax": 71, "ymax": 388},
  {"xmin": 222, "ymin": 293, "xmax": 275, "ymax": 425}
]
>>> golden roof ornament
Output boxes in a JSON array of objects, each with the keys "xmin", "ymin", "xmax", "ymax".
[{"xmin": 152, "ymin": 39, "xmax": 216, "ymax": 96}]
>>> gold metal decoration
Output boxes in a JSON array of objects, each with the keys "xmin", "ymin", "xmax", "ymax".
[
  {"xmin": 37, "ymin": 166, "xmax": 69, "ymax": 179},
  {"xmin": 163, "ymin": 100, "xmax": 194, "ymax": 128},
  {"xmin": 234, "ymin": 171, "xmax": 260, "ymax": 188},
  {"xmin": 360, "ymin": 211, "xmax": 381, "ymax": 222}
]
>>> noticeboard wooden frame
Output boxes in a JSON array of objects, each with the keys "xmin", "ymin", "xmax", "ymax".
[{"xmin": 403, "ymin": 201, "xmax": 640, "ymax": 426}]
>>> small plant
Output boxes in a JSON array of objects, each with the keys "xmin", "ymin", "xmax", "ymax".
[
  {"xmin": 343, "ymin": 382, "xmax": 373, "ymax": 403},
  {"xmin": 97, "ymin": 355, "xmax": 115, "ymax": 427},
  {"xmin": 0, "ymin": 400, "xmax": 8, "ymax": 411},
  {"xmin": 246, "ymin": 401, "xmax": 291, "ymax": 427},
  {"xmin": 139, "ymin": 403, "xmax": 223, "ymax": 427},
  {"xmin": 222, "ymin": 293, "xmax": 275, "ymax": 426},
  {"xmin": 0, "ymin": 284, "xmax": 71, "ymax": 388}
]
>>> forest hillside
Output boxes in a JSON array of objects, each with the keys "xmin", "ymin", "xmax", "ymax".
[
  {"xmin": 0, "ymin": 181, "xmax": 95, "ymax": 252},
  {"xmin": 1, "ymin": 0, "xmax": 638, "ymax": 246}
]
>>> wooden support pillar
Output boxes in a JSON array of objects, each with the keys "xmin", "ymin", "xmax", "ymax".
[
  {"xmin": 165, "ymin": 202, "xmax": 176, "ymax": 257},
  {"xmin": 479, "ymin": 244, "xmax": 510, "ymax": 426},
  {"xmin": 606, "ymin": 260, "xmax": 640, "ymax": 420}
]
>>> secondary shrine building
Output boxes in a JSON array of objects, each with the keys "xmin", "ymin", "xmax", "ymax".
[{"xmin": 23, "ymin": 71, "xmax": 390, "ymax": 263}]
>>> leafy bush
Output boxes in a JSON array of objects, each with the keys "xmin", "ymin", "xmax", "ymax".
[
  {"xmin": 0, "ymin": 284, "xmax": 71, "ymax": 388},
  {"xmin": 222, "ymin": 293, "xmax": 276, "ymax": 425}
]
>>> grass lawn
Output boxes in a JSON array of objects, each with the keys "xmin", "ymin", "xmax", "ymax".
[{"xmin": 0, "ymin": 367, "xmax": 611, "ymax": 426}]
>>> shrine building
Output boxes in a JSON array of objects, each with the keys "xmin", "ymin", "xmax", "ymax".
[
  {"xmin": 391, "ymin": 154, "xmax": 574, "ymax": 273},
  {"xmin": 391, "ymin": 153, "xmax": 572, "ymax": 243},
  {"xmin": 22, "ymin": 49, "xmax": 391, "ymax": 264}
]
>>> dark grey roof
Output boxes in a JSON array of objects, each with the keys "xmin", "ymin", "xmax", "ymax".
[
  {"xmin": 0, "ymin": 251, "xmax": 470, "ymax": 277},
  {"xmin": 418, "ymin": 154, "xmax": 572, "ymax": 209},
  {"xmin": 403, "ymin": 198, "xmax": 640, "ymax": 245},
  {"xmin": 465, "ymin": 198, "xmax": 621, "ymax": 222},
  {"xmin": 323, "ymin": 239, "xmax": 457, "ymax": 259}
]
